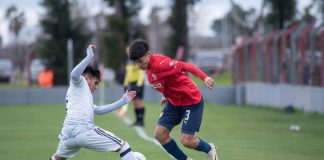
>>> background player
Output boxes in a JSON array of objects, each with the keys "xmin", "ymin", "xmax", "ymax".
[
  {"xmin": 122, "ymin": 54, "xmax": 146, "ymax": 126},
  {"xmin": 49, "ymin": 45, "xmax": 138, "ymax": 160},
  {"xmin": 128, "ymin": 40, "xmax": 218, "ymax": 160}
]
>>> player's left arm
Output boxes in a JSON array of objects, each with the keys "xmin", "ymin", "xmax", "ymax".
[
  {"xmin": 181, "ymin": 62, "xmax": 214, "ymax": 90},
  {"xmin": 94, "ymin": 90, "xmax": 136, "ymax": 115},
  {"xmin": 158, "ymin": 55, "xmax": 213, "ymax": 89}
]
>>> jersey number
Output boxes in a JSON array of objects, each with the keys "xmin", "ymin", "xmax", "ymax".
[{"xmin": 184, "ymin": 110, "xmax": 191, "ymax": 121}]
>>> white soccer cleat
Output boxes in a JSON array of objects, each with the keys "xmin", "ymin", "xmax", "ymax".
[
  {"xmin": 207, "ymin": 143, "xmax": 218, "ymax": 160},
  {"xmin": 186, "ymin": 157, "xmax": 193, "ymax": 160}
]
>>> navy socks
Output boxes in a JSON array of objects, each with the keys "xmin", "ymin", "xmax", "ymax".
[
  {"xmin": 162, "ymin": 139, "xmax": 187, "ymax": 160},
  {"xmin": 195, "ymin": 138, "xmax": 211, "ymax": 153}
]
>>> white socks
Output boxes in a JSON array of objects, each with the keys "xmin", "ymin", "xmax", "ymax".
[{"xmin": 119, "ymin": 142, "xmax": 136, "ymax": 160}]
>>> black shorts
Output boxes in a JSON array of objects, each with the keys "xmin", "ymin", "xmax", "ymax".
[{"xmin": 127, "ymin": 82, "xmax": 144, "ymax": 99}]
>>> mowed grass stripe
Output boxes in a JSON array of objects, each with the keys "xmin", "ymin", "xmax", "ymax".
[{"xmin": 0, "ymin": 103, "xmax": 324, "ymax": 160}]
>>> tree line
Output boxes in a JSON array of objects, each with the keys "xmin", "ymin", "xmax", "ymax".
[{"xmin": 3, "ymin": 0, "xmax": 324, "ymax": 85}]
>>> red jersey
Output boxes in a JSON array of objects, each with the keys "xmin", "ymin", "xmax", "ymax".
[{"xmin": 146, "ymin": 53, "xmax": 207, "ymax": 106}]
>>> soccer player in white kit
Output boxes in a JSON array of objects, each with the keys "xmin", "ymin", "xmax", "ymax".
[{"xmin": 49, "ymin": 45, "xmax": 138, "ymax": 160}]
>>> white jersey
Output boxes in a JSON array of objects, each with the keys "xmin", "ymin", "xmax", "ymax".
[
  {"xmin": 53, "ymin": 46, "xmax": 137, "ymax": 159},
  {"xmin": 60, "ymin": 76, "xmax": 95, "ymax": 139}
]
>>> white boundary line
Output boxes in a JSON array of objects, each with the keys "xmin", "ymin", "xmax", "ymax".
[
  {"xmin": 114, "ymin": 113, "xmax": 175, "ymax": 159},
  {"xmin": 119, "ymin": 115, "xmax": 161, "ymax": 146}
]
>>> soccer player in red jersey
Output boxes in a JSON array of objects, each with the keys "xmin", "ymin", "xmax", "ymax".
[{"xmin": 128, "ymin": 39, "xmax": 218, "ymax": 160}]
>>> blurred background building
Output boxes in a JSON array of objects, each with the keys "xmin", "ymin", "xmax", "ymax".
[{"xmin": 0, "ymin": 0, "xmax": 324, "ymax": 113}]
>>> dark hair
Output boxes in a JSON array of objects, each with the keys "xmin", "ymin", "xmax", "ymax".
[
  {"xmin": 83, "ymin": 66, "xmax": 101, "ymax": 81},
  {"xmin": 129, "ymin": 39, "xmax": 149, "ymax": 61}
]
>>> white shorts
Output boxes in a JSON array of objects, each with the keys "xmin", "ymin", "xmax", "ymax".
[{"xmin": 56, "ymin": 126, "xmax": 124, "ymax": 158}]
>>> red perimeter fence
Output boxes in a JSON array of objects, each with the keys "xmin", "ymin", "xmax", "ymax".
[{"xmin": 233, "ymin": 22, "xmax": 324, "ymax": 86}]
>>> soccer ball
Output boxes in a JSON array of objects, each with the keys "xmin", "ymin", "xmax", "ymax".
[
  {"xmin": 133, "ymin": 151, "xmax": 146, "ymax": 160},
  {"xmin": 289, "ymin": 124, "xmax": 300, "ymax": 132}
]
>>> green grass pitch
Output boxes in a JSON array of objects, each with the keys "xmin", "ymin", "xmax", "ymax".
[{"xmin": 0, "ymin": 102, "xmax": 324, "ymax": 160}]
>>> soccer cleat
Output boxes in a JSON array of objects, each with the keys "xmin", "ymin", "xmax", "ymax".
[
  {"xmin": 207, "ymin": 143, "xmax": 218, "ymax": 160},
  {"xmin": 132, "ymin": 121, "xmax": 144, "ymax": 127},
  {"xmin": 186, "ymin": 157, "xmax": 193, "ymax": 160}
]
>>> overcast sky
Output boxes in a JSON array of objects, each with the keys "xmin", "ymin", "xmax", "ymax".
[{"xmin": 0, "ymin": 0, "xmax": 313, "ymax": 45}]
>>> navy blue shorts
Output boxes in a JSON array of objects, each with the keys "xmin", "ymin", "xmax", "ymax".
[{"xmin": 157, "ymin": 98, "xmax": 204, "ymax": 135}]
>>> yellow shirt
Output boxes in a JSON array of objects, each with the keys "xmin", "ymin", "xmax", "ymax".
[{"xmin": 123, "ymin": 61, "xmax": 144, "ymax": 87}]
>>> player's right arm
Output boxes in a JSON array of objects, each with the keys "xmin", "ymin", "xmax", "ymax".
[
  {"xmin": 160, "ymin": 96, "xmax": 168, "ymax": 107},
  {"xmin": 70, "ymin": 45, "xmax": 95, "ymax": 83}
]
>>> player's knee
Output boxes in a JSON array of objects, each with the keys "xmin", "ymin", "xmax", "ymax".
[
  {"xmin": 153, "ymin": 131, "xmax": 162, "ymax": 141},
  {"xmin": 154, "ymin": 130, "xmax": 167, "ymax": 142},
  {"xmin": 180, "ymin": 137, "xmax": 191, "ymax": 148},
  {"xmin": 180, "ymin": 135, "xmax": 195, "ymax": 148}
]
